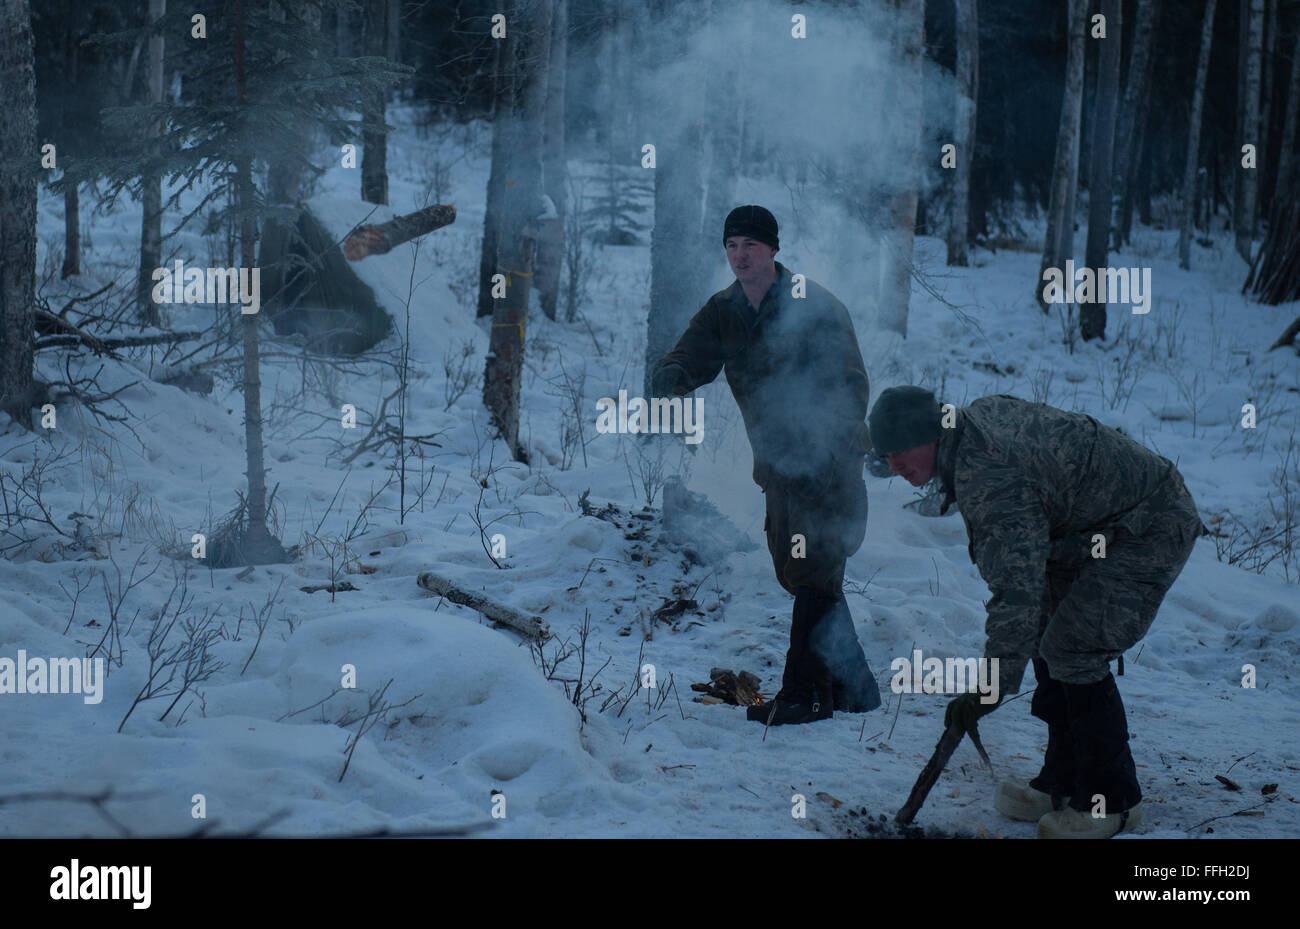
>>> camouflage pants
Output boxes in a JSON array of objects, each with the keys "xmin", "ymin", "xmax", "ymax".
[
  {"xmin": 1036, "ymin": 486, "xmax": 1202, "ymax": 685},
  {"xmin": 763, "ymin": 462, "xmax": 869, "ymax": 597}
]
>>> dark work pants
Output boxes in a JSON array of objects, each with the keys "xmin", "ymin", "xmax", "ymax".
[
  {"xmin": 1030, "ymin": 483, "xmax": 1201, "ymax": 813},
  {"xmin": 763, "ymin": 462, "xmax": 878, "ymax": 710}
]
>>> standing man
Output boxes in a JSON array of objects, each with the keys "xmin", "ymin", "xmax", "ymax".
[
  {"xmin": 867, "ymin": 387, "xmax": 1203, "ymax": 838},
  {"xmin": 651, "ymin": 205, "xmax": 880, "ymax": 725}
]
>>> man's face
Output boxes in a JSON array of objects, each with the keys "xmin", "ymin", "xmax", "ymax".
[
  {"xmin": 725, "ymin": 236, "xmax": 777, "ymax": 285},
  {"xmin": 886, "ymin": 442, "xmax": 938, "ymax": 486}
]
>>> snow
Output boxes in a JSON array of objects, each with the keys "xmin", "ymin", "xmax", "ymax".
[{"xmin": 2, "ymin": 105, "xmax": 1298, "ymax": 839}]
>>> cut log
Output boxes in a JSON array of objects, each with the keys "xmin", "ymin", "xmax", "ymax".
[
  {"xmin": 417, "ymin": 570, "xmax": 550, "ymax": 641},
  {"xmin": 343, "ymin": 204, "xmax": 457, "ymax": 260}
]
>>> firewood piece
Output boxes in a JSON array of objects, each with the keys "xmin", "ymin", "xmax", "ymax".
[
  {"xmin": 896, "ymin": 721, "xmax": 968, "ymax": 825},
  {"xmin": 416, "ymin": 570, "xmax": 550, "ymax": 641},
  {"xmin": 689, "ymin": 667, "xmax": 763, "ymax": 706}
]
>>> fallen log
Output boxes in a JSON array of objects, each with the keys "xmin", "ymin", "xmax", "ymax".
[
  {"xmin": 345, "ymin": 204, "xmax": 457, "ymax": 260},
  {"xmin": 417, "ymin": 570, "xmax": 550, "ymax": 641},
  {"xmin": 35, "ymin": 308, "xmax": 202, "ymax": 358}
]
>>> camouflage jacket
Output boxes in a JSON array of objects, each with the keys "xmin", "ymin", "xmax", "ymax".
[
  {"xmin": 652, "ymin": 262, "xmax": 870, "ymax": 490},
  {"xmin": 935, "ymin": 395, "xmax": 1189, "ymax": 694}
]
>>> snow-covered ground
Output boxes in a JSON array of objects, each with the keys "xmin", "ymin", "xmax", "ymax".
[{"xmin": 3, "ymin": 108, "xmax": 1297, "ymax": 838}]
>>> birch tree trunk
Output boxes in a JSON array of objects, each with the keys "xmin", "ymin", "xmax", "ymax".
[
  {"xmin": 947, "ymin": 0, "xmax": 977, "ymax": 267},
  {"xmin": 137, "ymin": 0, "xmax": 165, "ymax": 326},
  {"xmin": 878, "ymin": 0, "xmax": 924, "ymax": 338},
  {"xmin": 1036, "ymin": 0, "xmax": 1087, "ymax": 312},
  {"xmin": 1080, "ymin": 0, "xmax": 1121, "ymax": 342},
  {"xmin": 477, "ymin": 32, "xmax": 507, "ymax": 318},
  {"xmin": 1179, "ymin": 0, "xmax": 1217, "ymax": 270},
  {"xmin": 1236, "ymin": 0, "xmax": 1264, "ymax": 261},
  {"xmin": 700, "ymin": 0, "xmax": 740, "ymax": 270},
  {"xmin": 537, "ymin": 0, "xmax": 567, "ymax": 321},
  {"xmin": 0, "ymin": 0, "xmax": 37, "ymax": 428},
  {"xmin": 1113, "ymin": 0, "xmax": 1158, "ymax": 248},
  {"xmin": 645, "ymin": 4, "xmax": 706, "ymax": 400},
  {"xmin": 484, "ymin": 0, "xmax": 551, "ymax": 462}
]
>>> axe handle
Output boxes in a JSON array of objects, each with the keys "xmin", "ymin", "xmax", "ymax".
[{"xmin": 894, "ymin": 721, "xmax": 966, "ymax": 826}]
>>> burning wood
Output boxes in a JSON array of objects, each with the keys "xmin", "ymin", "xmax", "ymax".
[{"xmin": 690, "ymin": 668, "xmax": 763, "ymax": 706}]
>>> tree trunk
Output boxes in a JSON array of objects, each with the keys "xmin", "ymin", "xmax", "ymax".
[
  {"xmin": 477, "ymin": 34, "xmax": 507, "ymax": 318},
  {"xmin": 1113, "ymin": 0, "xmax": 1158, "ymax": 248},
  {"xmin": 233, "ymin": 0, "xmax": 283, "ymax": 563},
  {"xmin": 1236, "ymin": 0, "xmax": 1264, "ymax": 261},
  {"xmin": 1247, "ymin": 193, "xmax": 1300, "ymax": 305},
  {"xmin": 335, "ymin": 2, "xmax": 349, "ymax": 56},
  {"xmin": 646, "ymin": 122, "xmax": 705, "ymax": 399},
  {"xmin": 137, "ymin": 0, "xmax": 165, "ymax": 326},
  {"xmin": 261, "ymin": 1, "xmax": 312, "ymax": 318},
  {"xmin": 1179, "ymin": 0, "xmax": 1217, "ymax": 270},
  {"xmin": 60, "ymin": 24, "xmax": 79, "ymax": 279},
  {"xmin": 1258, "ymin": 0, "xmax": 1278, "ymax": 207},
  {"xmin": 537, "ymin": 0, "xmax": 567, "ymax": 321},
  {"xmin": 1275, "ymin": 27, "xmax": 1300, "ymax": 204},
  {"xmin": 61, "ymin": 183, "xmax": 79, "ymax": 280},
  {"xmin": 948, "ymin": 0, "xmax": 978, "ymax": 267},
  {"xmin": 700, "ymin": 0, "xmax": 740, "ymax": 272},
  {"xmin": 1080, "ymin": 0, "xmax": 1122, "ymax": 342},
  {"xmin": 484, "ymin": 0, "xmax": 551, "ymax": 463},
  {"xmin": 361, "ymin": 0, "xmax": 388, "ymax": 205},
  {"xmin": 386, "ymin": 0, "xmax": 400, "ymax": 61},
  {"xmin": 645, "ymin": 3, "xmax": 706, "ymax": 400},
  {"xmin": 1036, "ymin": 0, "xmax": 1088, "ymax": 312},
  {"xmin": 0, "ymin": 0, "xmax": 37, "ymax": 428},
  {"xmin": 878, "ymin": 0, "xmax": 924, "ymax": 338}
]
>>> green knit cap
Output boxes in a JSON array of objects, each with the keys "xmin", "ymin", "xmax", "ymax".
[{"xmin": 867, "ymin": 386, "xmax": 943, "ymax": 455}]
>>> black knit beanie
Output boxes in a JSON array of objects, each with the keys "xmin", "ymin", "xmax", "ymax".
[
  {"xmin": 722, "ymin": 205, "xmax": 779, "ymax": 250},
  {"xmin": 868, "ymin": 386, "xmax": 944, "ymax": 455}
]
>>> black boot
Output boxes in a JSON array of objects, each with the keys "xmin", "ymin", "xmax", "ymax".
[
  {"xmin": 1061, "ymin": 673, "xmax": 1142, "ymax": 815},
  {"xmin": 809, "ymin": 596, "xmax": 881, "ymax": 713},
  {"xmin": 1027, "ymin": 658, "xmax": 1076, "ymax": 809},
  {"xmin": 746, "ymin": 689, "xmax": 832, "ymax": 725},
  {"xmin": 747, "ymin": 587, "xmax": 834, "ymax": 725}
]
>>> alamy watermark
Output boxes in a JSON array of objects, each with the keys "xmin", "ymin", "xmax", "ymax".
[
  {"xmin": 889, "ymin": 648, "xmax": 999, "ymax": 704},
  {"xmin": 0, "ymin": 651, "xmax": 104, "ymax": 704},
  {"xmin": 50, "ymin": 860, "xmax": 150, "ymax": 909},
  {"xmin": 595, "ymin": 389, "xmax": 704, "ymax": 445},
  {"xmin": 150, "ymin": 260, "xmax": 261, "ymax": 314},
  {"xmin": 1041, "ymin": 260, "xmax": 1152, "ymax": 315}
]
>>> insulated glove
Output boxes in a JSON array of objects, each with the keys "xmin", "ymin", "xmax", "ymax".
[
  {"xmin": 650, "ymin": 364, "xmax": 690, "ymax": 398},
  {"xmin": 944, "ymin": 691, "xmax": 997, "ymax": 734}
]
